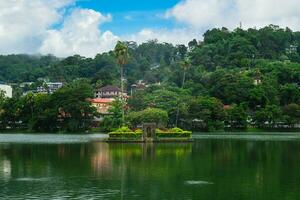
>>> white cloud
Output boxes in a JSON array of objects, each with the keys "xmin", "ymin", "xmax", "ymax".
[
  {"xmin": 126, "ymin": 28, "xmax": 199, "ymax": 45},
  {"xmin": 166, "ymin": 0, "xmax": 235, "ymax": 29},
  {"xmin": 166, "ymin": 0, "xmax": 300, "ymax": 30},
  {"xmin": 236, "ymin": 0, "xmax": 300, "ymax": 29},
  {"xmin": 0, "ymin": 0, "xmax": 73, "ymax": 54},
  {"xmin": 0, "ymin": 0, "xmax": 119, "ymax": 57},
  {"xmin": 40, "ymin": 9, "xmax": 119, "ymax": 57}
]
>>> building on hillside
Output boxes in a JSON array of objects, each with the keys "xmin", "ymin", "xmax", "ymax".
[
  {"xmin": 95, "ymin": 85, "xmax": 126, "ymax": 98},
  {"xmin": 90, "ymin": 98, "xmax": 115, "ymax": 116},
  {"xmin": 286, "ymin": 45, "xmax": 298, "ymax": 54},
  {"xmin": 20, "ymin": 82, "xmax": 34, "ymax": 88},
  {"xmin": 37, "ymin": 82, "xmax": 63, "ymax": 94},
  {"xmin": 130, "ymin": 80, "xmax": 148, "ymax": 95},
  {"xmin": 0, "ymin": 84, "xmax": 12, "ymax": 98}
]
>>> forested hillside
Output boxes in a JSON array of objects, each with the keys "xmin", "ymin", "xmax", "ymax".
[{"xmin": 0, "ymin": 25, "xmax": 300, "ymax": 132}]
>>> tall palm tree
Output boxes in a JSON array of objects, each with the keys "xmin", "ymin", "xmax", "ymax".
[
  {"xmin": 175, "ymin": 57, "xmax": 192, "ymax": 127},
  {"xmin": 114, "ymin": 41, "xmax": 129, "ymax": 124},
  {"xmin": 180, "ymin": 57, "xmax": 191, "ymax": 88}
]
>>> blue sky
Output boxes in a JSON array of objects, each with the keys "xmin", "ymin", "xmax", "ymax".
[
  {"xmin": 1, "ymin": 0, "xmax": 300, "ymax": 57},
  {"xmin": 75, "ymin": 0, "xmax": 182, "ymax": 35}
]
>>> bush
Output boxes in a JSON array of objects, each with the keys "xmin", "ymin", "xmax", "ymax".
[
  {"xmin": 170, "ymin": 127, "xmax": 184, "ymax": 132},
  {"xmin": 114, "ymin": 126, "xmax": 132, "ymax": 133},
  {"xmin": 156, "ymin": 128, "xmax": 192, "ymax": 138},
  {"xmin": 135, "ymin": 129, "xmax": 143, "ymax": 133},
  {"xmin": 109, "ymin": 126, "xmax": 142, "ymax": 139},
  {"xmin": 109, "ymin": 132, "xmax": 142, "ymax": 139}
]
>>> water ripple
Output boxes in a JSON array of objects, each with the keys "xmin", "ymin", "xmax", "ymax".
[{"xmin": 0, "ymin": 134, "xmax": 108, "ymax": 144}]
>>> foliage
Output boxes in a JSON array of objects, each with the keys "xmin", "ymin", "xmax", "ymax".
[
  {"xmin": 225, "ymin": 104, "xmax": 248, "ymax": 129},
  {"xmin": 1, "ymin": 25, "xmax": 300, "ymax": 132},
  {"xmin": 0, "ymin": 80, "xmax": 96, "ymax": 132},
  {"xmin": 127, "ymin": 108, "xmax": 168, "ymax": 128},
  {"xmin": 108, "ymin": 132, "xmax": 142, "ymax": 139},
  {"xmin": 108, "ymin": 126, "xmax": 142, "ymax": 139},
  {"xmin": 282, "ymin": 104, "xmax": 300, "ymax": 127},
  {"xmin": 156, "ymin": 128, "xmax": 192, "ymax": 138},
  {"xmin": 253, "ymin": 105, "xmax": 282, "ymax": 128},
  {"xmin": 113, "ymin": 126, "xmax": 132, "ymax": 133},
  {"xmin": 187, "ymin": 96, "xmax": 226, "ymax": 131},
  {"xmin": 101, "ymin": 99, "xmax": 123, "ymax": 132}
]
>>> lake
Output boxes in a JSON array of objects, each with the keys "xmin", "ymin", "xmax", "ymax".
[{"xmin": 0, "ymin": 133, "xmax": 300, "ymax": 199}]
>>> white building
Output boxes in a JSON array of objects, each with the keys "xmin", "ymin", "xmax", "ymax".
[
  {"xmin": 0, "ymin": 84, "xmax": 12, "ymax": 98},
  {"xmin": 37, "ymin": 82, "xmax": 63, "ymax": 94}
]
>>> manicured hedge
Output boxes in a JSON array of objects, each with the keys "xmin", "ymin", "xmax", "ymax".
[
  {"xmin": 109, "ymin": 132, "xmax": 142, "ymax": 138},
  {"xmin": 108, "ymin": 126, "xmax": 192, "ymax": 139},
  {"xmin": 109, "ymin": 127, "xmax": 142, "ymax": 139},
  {"xmin": 156, "ymin": 132, "xmax": 192, "ymax": 138},
  {"xmin": 156, "ymin": 127, "xmax": 192, "ymax": 138}
]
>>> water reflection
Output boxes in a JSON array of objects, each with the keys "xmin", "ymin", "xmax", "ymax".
[{"xmin": 0, "ymin": 139, "xmax": 299, "ymax": 199}]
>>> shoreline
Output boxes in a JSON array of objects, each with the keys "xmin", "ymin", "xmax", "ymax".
[{"xmin": 0, "ymin": 128, "xmax": 300, "ymax": 135}]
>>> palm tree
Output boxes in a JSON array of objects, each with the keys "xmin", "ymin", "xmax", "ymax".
[
  {"xmin": 114, "ymin": 41, "xmax": 129, "ymax": 124},
  {"xmin": 175, "ymin": 57, "xmax": 192, "ymax": 127},
  {"xmin": 180, "ymin": 57, "xmax": 191, "ymax": 88}
]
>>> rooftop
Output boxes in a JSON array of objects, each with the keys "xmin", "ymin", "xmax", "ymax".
[
  {"xmin": 90, "ymin": 98, "xmax": 114, "ymax": 103},
  {"xmin": 96, "ymin": 85, "xmax": 121, "ymax": 92}
]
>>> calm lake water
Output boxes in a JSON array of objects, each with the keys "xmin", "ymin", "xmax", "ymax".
[{"xmin": 0, "ymin": 133, "xmax": 300, "ymax": 199}]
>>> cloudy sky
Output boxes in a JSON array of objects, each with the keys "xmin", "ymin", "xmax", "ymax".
[{"xmin": 1, "ymin": 0, "xmax": 300, "ymax": 57}]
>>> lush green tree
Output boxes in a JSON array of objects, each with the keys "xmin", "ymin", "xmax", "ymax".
[
  {"xmin": 279, "ymin": 84, "xmax": 300, "ymax": 105},
  {"xmin": 282, "ymin": 103, "xmax": 300, "ymax": 128},
  {"xmin": 209, "ymin": 70, "xmax": 254, "ymax": 104},
  {"xmin": 51, "ymin": 80, "xmax": 96, "ymax": 132},
  {"xmin": 253, "ymin": 105, "xmax": 282, "ymax": 128},
  {"xmin": 101, "ymin": 99, "xmax": 123, "ymax": 131},
  {"xmin": 225, "ymin": 104, "xmax": 248, "ymax": 129},
  {"xmin": 0, "ymin": 97, "xmax": 22, "ymax": 130},
  {"xmin": 127, "ymin": 108, "xmax": 168, "ymax": 128},
  {"xmin": 187, "ymin": 97, "xmax": 226, "ymax": 131},
  {"xmin": 127, "ymin": 90, "xmax": 147, "ymax": 111},
  {"xmin": 143, "ymin": 88, "xmax": 190, "ymax": 126},
  {"xmin": 28, "ymin": 93, "xmax": 57, "ymax": 132}
]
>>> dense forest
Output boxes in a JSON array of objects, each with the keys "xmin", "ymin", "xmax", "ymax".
[{"xmin": 0, "ymin": 25, "xmax": 300, "ymax": 132}]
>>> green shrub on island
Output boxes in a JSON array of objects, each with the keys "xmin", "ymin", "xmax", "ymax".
[
  {"xmin": 156, "ymin": 127, "xmax": 192, "ymax": 138},
  {"xmin": 109, "ymin": 126, "xmax": 142, "ymax": 139}
]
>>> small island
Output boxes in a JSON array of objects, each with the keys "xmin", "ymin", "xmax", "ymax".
[{"xmin": 108, "ymin": 125, "xmax": 192, "ymax": 143}]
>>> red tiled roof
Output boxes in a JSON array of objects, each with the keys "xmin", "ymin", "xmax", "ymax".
[{"xmin": 90, "ymin": 98, "xmax": 114, "ymax": 103}]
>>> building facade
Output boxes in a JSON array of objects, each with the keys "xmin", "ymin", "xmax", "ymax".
[
  {"xmin": 95, "ymin": 85, "xmax": 123, "ymax": 98},
  {"xmin": 90, "ymin": 98, "xmax": 115, "ymax": 115},
  {"xmin": 0, "ymin": 84, "xmax": 12, "ymax": 98},
  {"xmin": 37, "ymin": 82, "xmax": 63, "ymax": 94}
]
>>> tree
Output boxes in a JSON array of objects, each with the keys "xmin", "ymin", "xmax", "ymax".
[
  {"xmin": 127, "ymin": 108, "xmax": 168, "ymax": 128},
  {"xmin": 180, "ymin": 57, "xmax": 192, "ymax": 88},
  {"xmin": 225, "ymin": 104, "xmax": 248, "ymax": 129},
  {"xmin": 144, "ymin": 88, "xmax": 190, "ymax": 126},
  {"xmin": 282, "ymin": 103, "xmax": 300, "ymax": 128},
  {"xmin": 209, "ymin": 70, "xmax": 254, "ymax": 104},
  {"xmin": 101, "ymin": 99, "xmax": 123, "ymax": 131},
  {"xmin": 51, "ymin": 80, "xmax": 96, "ymax": 132},
  {"xmin": 279, "ymin": 84, "xmax": 300, "ymax": 105},
  {"xmin": 27, "ymin": 93, "xmax": 57, "ymax": 132},
  {"xmin": 114, "ymin": 41, "xmax": 129, "ymax": 124},
  {"xmin": 188, "ymin": 97, "xmax": 226, "ymax": 131},
  {"xmin": 253, "ymin": 105, "xmax": 282, "ymax": 128}
]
